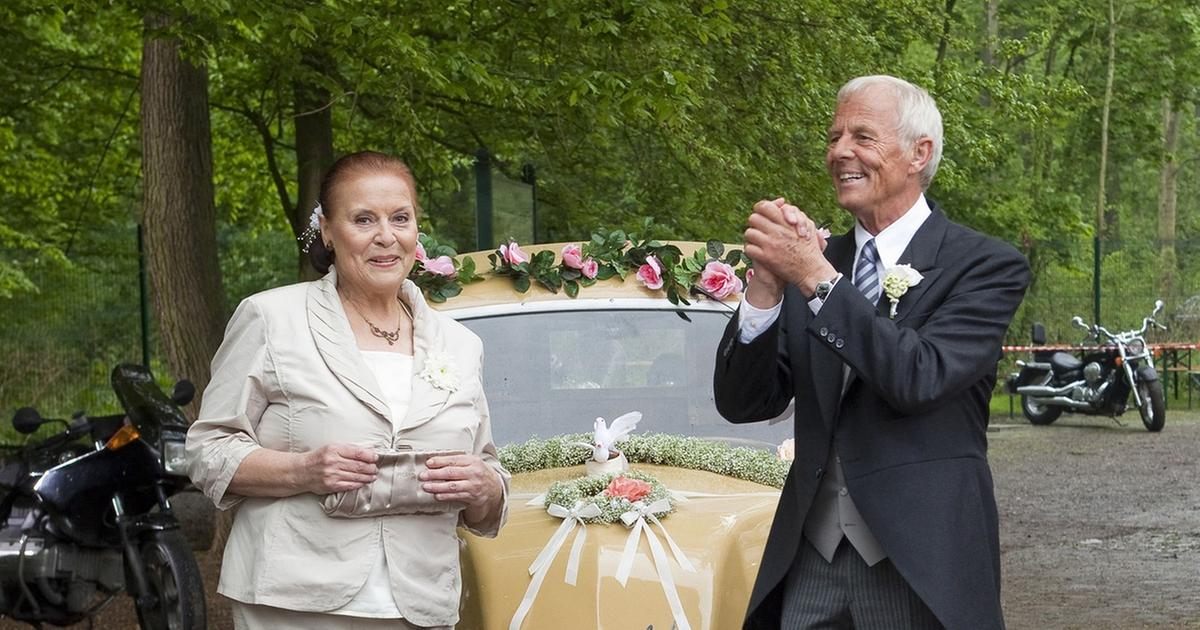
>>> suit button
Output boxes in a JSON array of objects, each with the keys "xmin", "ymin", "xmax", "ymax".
[
  {"xmin": 826, "ymin": 334, "xmax": 836, "ymax": 343},
  {"xmin": 815, "ymin": 467, "xmax": 825, "ymax": 480},
  {"xmin": 835, "ymin": 339, "xmax": 845, "ymax": 349},
  {"xmin": 819, "ymin": 327, "xmax": 829, "ymax": 337},
  {"xmin": 839, "ymin": 487, "xmax": 848, "ymax": 497}
]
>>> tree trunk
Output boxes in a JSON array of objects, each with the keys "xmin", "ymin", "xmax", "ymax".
[
  {"xmin": 934, "ymin": 0, "xmax": 957, "ymax": 79},
  {"xmin": 1158, "ymin": 96, "xmax": 1180, "ymax": 299},
  {"xmin": 293, "ymin": 52, "xmax": 335, "ymax": 280},
  {"xmin": 140, "ymin": 12, "xmax": 225, "ymax": 410},
  {"xmin": 982, "ymin": 0, "xmax": 999, "ymax": 68}
]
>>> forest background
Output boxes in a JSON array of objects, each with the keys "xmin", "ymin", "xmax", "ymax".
[{"xmin": 2, "ymin": 0, "xmax": 1200, "ymax": 418}]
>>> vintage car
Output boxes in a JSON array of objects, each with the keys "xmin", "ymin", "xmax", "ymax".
[{"xmin": 424, "ymin": 240, "xmax": 793, "ymax": 630}]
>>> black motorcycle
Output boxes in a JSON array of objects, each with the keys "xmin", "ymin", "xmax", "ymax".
[
  {"xmin": 1007, "ymin": 300, "xmax": 1168, "ymax": 431},
  {"xmin": 0, "ymin": 364, "xmax": 205, "ymax": 628}
]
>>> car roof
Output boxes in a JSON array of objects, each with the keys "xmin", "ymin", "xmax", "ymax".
[{"xmin": 429, "ymin": 240, "xmax": 743, "ymax": 313}]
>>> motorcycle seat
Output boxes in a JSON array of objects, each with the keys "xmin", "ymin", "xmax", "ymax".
[{"xmin": 1051, "ymin": 352, "xmax": 1083, "ymax": 373}]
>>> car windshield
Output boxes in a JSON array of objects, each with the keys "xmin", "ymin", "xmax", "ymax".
[{"xmin": 455, "ymin": 306, "xmax": 793, "ymax": 449}]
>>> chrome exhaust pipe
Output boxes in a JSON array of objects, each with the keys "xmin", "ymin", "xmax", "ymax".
[
  {"xmin": 1027, "ymin": 396, "xmax": 1093, "ymax": 411},
  {"xmin": 1017, "ymin": 382, "xmax": 1079, "ymax": 397}
]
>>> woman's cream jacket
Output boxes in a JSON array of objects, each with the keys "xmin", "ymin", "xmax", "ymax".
[{"xmin": 185, "ymin": 270, "xmax": 509, "ymax": 626}]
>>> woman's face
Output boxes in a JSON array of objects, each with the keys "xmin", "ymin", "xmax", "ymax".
[{"xmin": 320, "ymin": 171, "xmax": 419, "ymax": 297}]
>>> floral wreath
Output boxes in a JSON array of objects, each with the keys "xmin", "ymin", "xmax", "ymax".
[
  {"xmin": 500, "ymin": 433, "xmax": 791, "ymax": 489},
  {"xmin": 408, "ymin": 220, "xmax": 750, "ymax": 305},
  {"xmin": 544, "ymin": 470, "xmax": 673, "ymax": 525}
]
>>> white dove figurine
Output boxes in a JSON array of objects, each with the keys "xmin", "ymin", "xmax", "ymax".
[{"xmin": 571, "ymin": 411, "xmax": 642, "ymax": 462}]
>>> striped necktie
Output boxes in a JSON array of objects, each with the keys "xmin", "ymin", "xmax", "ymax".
[{"xmin": 855, "ymin": 239, "xmax": 881, "ymax": 304}]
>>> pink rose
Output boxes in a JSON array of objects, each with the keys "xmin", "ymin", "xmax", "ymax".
[
  {"xmin": 499, "ymin": 241, "xmax": 528, "ymax": 265},
  {"xmin": 605, "ymin": 476, "xmax": 652, "ymax": 502},
  {"xmin": 580, "ymin": 257, "xmax": 599, "ymax": 279},
  {"xmin": 776, "ymin": 438, "xmax": 795, "ymax": 461},
  {"xmin": 415, "ymin": 241, "xmax": 428, "ymax": 262},
  {"xmin": 421, "ymin": 255, "xmax": 456, "ymax": 277},
  {"xmin": 699, "ymin": 261, "xmax": 744, "ymax": 299},
  {"xmin": 745, "ymin": 267, "xmax": 755, "ymax": 284},
  {"xmin": 561, "ymin": 244, "xmax": 584, "ymax": 269},
  {"xmin": 636, "ymin": 256, "xmax": 664, "ymax": 290}
]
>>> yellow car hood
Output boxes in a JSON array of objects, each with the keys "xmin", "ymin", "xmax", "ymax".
[{"xmin": 459, "ymin": 464, "xmax": 780, "ymax": 630}]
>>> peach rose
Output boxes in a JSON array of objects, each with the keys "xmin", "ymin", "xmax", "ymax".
[
  {"xmin": 422, "ymin": 255, "xmax": 456, "ymax": 277},
  {"xmin": 776, "ymin": 438, "xmax": 795, "ymax": 461},
  {"xmin": 499, "ymin": 241, "xmax": 528, "ymax": 265},
  {"xmin": 636, "ymin": 256, "xmax": 664, "ymax": 290},
  {"xmin": 605, "ymin": 476, "xmax": 652, "ymax": 502},
  {"xmin": 581, "ymin": 258, "xmax": 599, "ymax": 279},
  {"xmin": 699, "ymin": 261, "xmax": 744, "ymax": 299},
  {"xmin": 561, "ymin": 244, "xmax": 584, "ymax": 269}
]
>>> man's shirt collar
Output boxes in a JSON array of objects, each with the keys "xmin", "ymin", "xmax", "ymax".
[{"xmin": 853, "ymin": 194, "xmax": 932, "ymax": 269}]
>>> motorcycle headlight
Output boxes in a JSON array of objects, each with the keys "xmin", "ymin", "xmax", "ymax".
[
  {"xmin": 1126, "ymin": 339, "xmax": 1146, "ymax": 356},
  {"xmin": 161, "ymin": 438, "xmax": 188, "ymax": 476}
]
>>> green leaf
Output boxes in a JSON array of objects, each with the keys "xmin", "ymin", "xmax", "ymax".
[
  {"xmin": 706, "ymin": 240, "xmax": 724, "ymax": 259},
  {"xmin": 561, "ymin": 268, "xmax": 581, "ymax": 281},
  {"xmin": 724, "ymin": 249, "xmax": 742, "ymax": 266},
  {"xmin": 596, "ymin": 266, "xmax": 617, "ymax": 281},
  {"xmin": 441, "ymin": 283, "xmax": 462, "ymax": 298},
  {"xmin": 564, "ymin": 280, "xmax": 579, "ymax": 298},
  {"xmin": 514, "ymin": 276, "xmax": 531, "ymax": 293}
]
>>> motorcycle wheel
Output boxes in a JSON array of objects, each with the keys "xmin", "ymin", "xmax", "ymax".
[
  {"xmin": 1137, "ymin": 380, "xmax": 1166, "ymax": 432},
  {"xmin": 1021, "ymin": 395, "xmax": 1062, "ymax": 425},
  {"xmin": 131, "ymin": 529, "xmax": 206, "ymax": 630}
]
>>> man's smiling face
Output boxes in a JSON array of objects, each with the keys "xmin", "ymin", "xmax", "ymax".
[{"xmin": 825, "ymin": 87, "xmax": 920, "ymax": 223}]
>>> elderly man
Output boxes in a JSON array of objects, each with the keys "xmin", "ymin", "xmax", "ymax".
[{"xmin": 714, "ymin": 75, "xmax": 1029, "ymax": 629}]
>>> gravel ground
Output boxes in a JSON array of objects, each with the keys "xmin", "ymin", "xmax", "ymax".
[{"xmin": 4, "ymin": 408, "xmax": 1199, "ymax": 629}]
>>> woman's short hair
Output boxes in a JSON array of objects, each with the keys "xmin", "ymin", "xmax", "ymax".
[
  {"xmin": 308, "ymin": 151, "xmax": 420, "ymax": 274},
  {"xmin": 837, "ymin": 75, "xmax": 943, "ymax": 190}
]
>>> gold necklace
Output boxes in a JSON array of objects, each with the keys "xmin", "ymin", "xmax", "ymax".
[{"xmin": 348, "ymin": 297, "xmax": 411, "ymax": 346}]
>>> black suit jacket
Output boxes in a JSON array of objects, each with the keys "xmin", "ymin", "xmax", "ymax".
[{"xmin": 714, "ymin": 204, "xmax": 1030, "ymax": 630}]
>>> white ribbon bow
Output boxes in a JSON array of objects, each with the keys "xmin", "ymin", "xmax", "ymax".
[
  {"xmin": 509, "ymin": 501, "xmax": 602, "ymax": 630},
  {"xmin": 615, "ymin": 499, "xmax": 697, "ymax": 630}
]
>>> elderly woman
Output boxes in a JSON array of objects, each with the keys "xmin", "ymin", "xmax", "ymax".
[{"xmin": 186, "ymin": 150, "xmax": 509, "ymax": 630}]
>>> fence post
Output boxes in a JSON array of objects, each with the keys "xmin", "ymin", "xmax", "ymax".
[
  {"xmin": 475, "ymin": 148, "xmax": 493, "ymax": 251},
  {"xmin": 1092, "ymin": 235, "xmax": 1101, "ymax": 325}
]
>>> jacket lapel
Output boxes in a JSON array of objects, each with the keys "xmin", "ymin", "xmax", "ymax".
[
  {"xmin": 889, "ymin": 206, "xmax": 948, "ymax": 323},
  {"xmin": 306, "ymin": 270, "xmax": 393, "ymax": 422},
  {"xmin": 398, "ymin": 281, "xmax": 453, "ymax": 432},
  {"xmin": 810, "ymin": 232, "xmax": 856, "ymax": 430}
]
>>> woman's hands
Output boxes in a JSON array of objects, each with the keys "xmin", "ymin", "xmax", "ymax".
[
  {"xmin": 298, "ymin": 443, "xmax": 379, "ymax": 494},
  {"xmin": 420, "ymin": 454, "xmax": 503, "ymax": 523}
]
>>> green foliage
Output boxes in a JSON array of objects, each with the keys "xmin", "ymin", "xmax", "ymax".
[{"xmin": 5, "ymin": 0, "xmax": 1200, "ymax": 410}]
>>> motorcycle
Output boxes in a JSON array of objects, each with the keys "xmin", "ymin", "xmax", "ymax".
[
  {"xmin": 1007, "ymin": 300, "xmax": 1168, "ymax": 431},
  {"xmin": 0, "ymin": 364, "xmax": 205, "ymax": 628}
]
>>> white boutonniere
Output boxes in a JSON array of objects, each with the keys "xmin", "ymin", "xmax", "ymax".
[
  {"xmin": 882, "ymin": 264, "xmax": 924, "ymax": 319},
  {"xmin": 419, "ymin": 351, "xmax": 459, "ymax": 392}
]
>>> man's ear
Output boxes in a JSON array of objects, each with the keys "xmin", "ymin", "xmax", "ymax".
[{"xmin": 908, "ymin": 137, "xmax": 934, "ymax": 175}]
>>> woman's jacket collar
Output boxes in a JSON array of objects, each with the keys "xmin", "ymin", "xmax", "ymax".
[{"xmin": 306, "ymin": 267, "xmax": 452, "ymax": 429}]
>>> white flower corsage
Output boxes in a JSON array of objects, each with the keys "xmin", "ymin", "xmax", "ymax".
[
  {"xmin": 882, "ymin": 264, "xmax": 924, "ymax": 319},
  {"xmin": 419, "ymin": 351, "xmax": 459, "ymax": 392}
]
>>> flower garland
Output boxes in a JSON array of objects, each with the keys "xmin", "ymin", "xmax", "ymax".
[
  {"xmin": 544, "ymin": 471, "xmax": 673, "ymax": 524},
  {"xmin": 491, "ymin": 222, "xmax": 749, "ymax": 305},
  {"xmin": 411, "ymin": 222, "xmax": 750, "ymax": 305},
  {"xmin": 407, "ymin": 233, "xmax": 483, "ymax": 303},
  {"xmin": 499, "ymin": 432, "xmax": 791, "ymax": 489}
]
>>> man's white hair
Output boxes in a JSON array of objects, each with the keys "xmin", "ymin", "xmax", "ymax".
[{"xmin": 837, "ymin": 75, "xmax": 943, "ymax": 190}]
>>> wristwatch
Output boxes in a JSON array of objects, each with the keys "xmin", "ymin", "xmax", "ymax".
[{"xmin": 814, "ymin": 273, "xmax": 842, "ymax": 301}]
